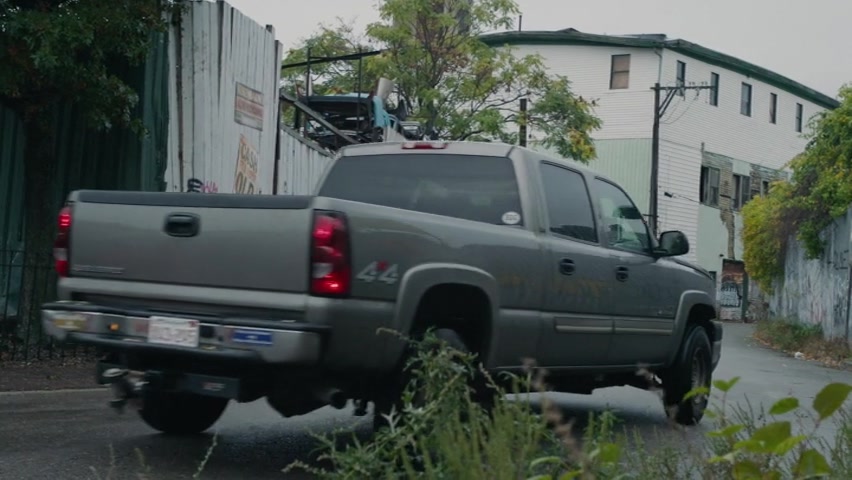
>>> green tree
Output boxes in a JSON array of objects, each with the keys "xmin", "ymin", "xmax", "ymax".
[
  {"xmin": 0, "ymin": 0, "xmax": 176, "ymax": 335},
  {"xmin": 280, "ymin": 18, "xmax": 378, "ymax": 97},
  {"xmin": 281, "ymin": 0, "xmax": 601, "ymax": 162}
]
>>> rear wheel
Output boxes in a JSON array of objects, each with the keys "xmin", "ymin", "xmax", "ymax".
[
  {"xmin": 139, "ymin": 390, "xmax": 229, "ymax": 435},
  {"xmin": 662, "ymin": 324, "xmax": 713, "ymax": 426},
  {"xmin": 373, "ymin": 328, "xmax": 495, "ymax": 431}
]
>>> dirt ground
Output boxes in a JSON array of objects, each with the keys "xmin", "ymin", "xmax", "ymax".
[{"xmin": 0, "ymin": 357, "xmax": 97, "ymax": 392}]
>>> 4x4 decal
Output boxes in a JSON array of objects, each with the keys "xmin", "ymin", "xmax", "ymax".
[{"xmin": 356, "ymin": 261, "xmax": 400, "ymax": 284}]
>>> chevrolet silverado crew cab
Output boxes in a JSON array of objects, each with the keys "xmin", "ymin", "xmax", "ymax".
[{"xmin": 42, "ymin": 141, "xmax": 722, "ymax": 434}]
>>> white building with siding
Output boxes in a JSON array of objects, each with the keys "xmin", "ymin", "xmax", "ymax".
[{"xmin": 481, "ymin": 28, "xmax": 839, "ymax": 318}]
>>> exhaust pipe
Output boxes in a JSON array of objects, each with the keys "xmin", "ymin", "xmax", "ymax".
[
  {"xmin": 312, "ymin": 386, "xmax": 349, "ymax": 409},
  {"xmin": 101, "ymin": 368, "xmax": 146, "ymax": 413}
]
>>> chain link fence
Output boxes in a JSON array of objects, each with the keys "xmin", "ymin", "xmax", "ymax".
[{"xmin": 0, "ymin": 249, "xmax": 96, "ymax": 363}]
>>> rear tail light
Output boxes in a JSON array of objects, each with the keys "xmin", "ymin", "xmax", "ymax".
[
  {"xmin": 54, "ymin": 205, "xmax": 72, "ymax": 277},
  {"xmin": 310, "ymin": 211, "xmax": 351, "ymax": 297}
]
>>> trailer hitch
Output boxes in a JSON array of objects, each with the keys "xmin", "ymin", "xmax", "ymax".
[{"xmin": 101, "ymin": 368, "xmax": 147, "ymax": 413}]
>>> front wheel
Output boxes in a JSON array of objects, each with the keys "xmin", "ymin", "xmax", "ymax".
[
  {"xmin": 139, "ymin": 390, "xmax": 229, "ymax": 435},
  {"xmin": 662, "ymin": 325, "xmax": 713, "ymax": 426}
]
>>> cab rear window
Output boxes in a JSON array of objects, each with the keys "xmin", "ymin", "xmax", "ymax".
[{"xmin": 319, "ymin": 154, "xmax": 524, "ymax": 226}]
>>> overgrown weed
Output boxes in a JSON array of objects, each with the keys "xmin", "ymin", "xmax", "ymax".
[{"xmin": 284, "ymin": 331, "xmax": 852, "ymax": 479}]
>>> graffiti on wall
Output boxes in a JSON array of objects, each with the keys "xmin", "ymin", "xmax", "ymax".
[
  {"xmin": 186, "ymin": 178, "xmax": 219, "ymax": 193},
  {"xmin": 234, "ymin": 134, "xmax": 259, "ymax": 194},
  {"xmin": 719, "ymin": 259, "xmax": 746, "ymax": 320}
]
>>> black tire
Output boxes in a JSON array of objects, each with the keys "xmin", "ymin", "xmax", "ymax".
[
  {"xmin": 663, "ymin": 324, "xmax": 713, "ymax": 426},
  {"xmin": 373, "ymin": 328, "xmax": 495, "ymax": 431},
  {"xmin": 139, "ymin": 390, "xmax": 229, "ymax": 435}
]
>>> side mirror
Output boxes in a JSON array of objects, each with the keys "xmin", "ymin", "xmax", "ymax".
[{"xmin": 656, "ymin": 230, "xmax": 690, "ymax": 257}]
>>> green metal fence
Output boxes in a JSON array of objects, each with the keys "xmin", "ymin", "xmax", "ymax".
[{"xmin": 0, "ymin": 32, "xmax": 170, "ymax": 363}]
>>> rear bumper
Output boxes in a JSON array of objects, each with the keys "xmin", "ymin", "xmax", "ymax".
[
  {"xmin": 41, "ymin": 302, "xmax": 326, "ymax": 365},
  {"xmin": 710, "ymin": 320, "xmax": 723, "ymax": 371}
]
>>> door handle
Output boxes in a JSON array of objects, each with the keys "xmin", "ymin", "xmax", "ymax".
[
  {"xmin": 164, "ymin": 213, "xmax": 200, "ymax": 238},
  {"xmin": 615, "ymin": 266, "xmax": 629, "ymax": 282},
  {"xmin": 559, "ymin": 258, "xmax": 576, "ymax": 275}
]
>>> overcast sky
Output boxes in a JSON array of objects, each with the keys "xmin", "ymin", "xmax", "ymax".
[{"xmin": 228, "ymin": 0, "xmax": 850, "ymax": 97}]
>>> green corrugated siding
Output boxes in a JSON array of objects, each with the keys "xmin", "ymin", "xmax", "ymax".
[
  {"xmin": 532, "ymin": 138, "xmax": 652, "ymax": 212},
  {"xmin": 587, "ymin": 139, "xmax": 653, "ymax": 212},
  {"xmin": 0, "ymin": 31, "xmax": 169, "ymax": 247},
  {"xmin": 0, "ymin": 31, "xmax": 170, "ymax": 329},
  {"xmin": 0, "ymin": 109, "xmax": 25, "ymax": 250}
]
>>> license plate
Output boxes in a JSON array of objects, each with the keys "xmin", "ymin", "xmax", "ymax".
[
  {"xmin": 147, "ymin": 316, "xmax": 200, "ymax": 348},
  {"xmin": 53, "ymin": 313, "xmax": 88, "ymax": 330}
]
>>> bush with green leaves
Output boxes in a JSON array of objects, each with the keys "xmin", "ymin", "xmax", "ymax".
[
  {"xmin": 285, "ymin": 332, "xmax": 852, "ymax": 480},
  {"xmin": 742, "ymin": 85, "xmax": 852, "ymax": 292}
]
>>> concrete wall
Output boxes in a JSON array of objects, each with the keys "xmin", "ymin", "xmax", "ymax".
[{"xmin": 770, "ymin": 210, "xmax": 852, "ymax": 342}]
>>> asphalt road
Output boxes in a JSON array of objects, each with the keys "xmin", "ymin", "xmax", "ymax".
[{"xmin": 1, "ymin": 323, "xmax": 851, "ymax": 480}]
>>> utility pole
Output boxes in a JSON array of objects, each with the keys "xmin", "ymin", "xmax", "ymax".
[
  {"xmin": 649, "ymin": 82, "xmax": 715, "ymax": 237},
  {"xmin": 518, "ymin": 98, "xmax": 528, "ymax": 147}
]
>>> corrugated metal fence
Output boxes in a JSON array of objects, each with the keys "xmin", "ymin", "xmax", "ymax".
[
  {"xmin": 277, "ymin": 125, "xmax": 334, "ymax": 195},
  {"xmin": 0, "ymin": 32, "xmax": 170, "ymax": 363},
  {"xmin": 163, "ymin": 1, "xmax": 283, "ymax": 195}
]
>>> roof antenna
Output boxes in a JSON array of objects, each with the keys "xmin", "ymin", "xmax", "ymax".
[{"xmin": 518, "ymin": 15, "xmax": 522, "ymax": 31}]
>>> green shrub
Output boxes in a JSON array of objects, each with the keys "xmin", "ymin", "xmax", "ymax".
[
  {"xmin": 284, "ymin": 332, "xmax": 852, "ymax": 480},
  {"xmin": 742, "ymin": 85, "xmax": 852, "ymax": 291}
]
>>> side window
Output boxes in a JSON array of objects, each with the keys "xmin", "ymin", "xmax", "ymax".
[
  {"xmin": 594, "ymin": 178, "xmax": 651, "ymax": 254},
  {"xmin": 539, "ymin": 163, "xmax": 598, "ymax": 243}
]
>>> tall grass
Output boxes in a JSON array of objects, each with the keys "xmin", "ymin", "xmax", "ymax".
[{"xmin": 285, "ymin": 332, "xmax": 852, "ymax": 480}]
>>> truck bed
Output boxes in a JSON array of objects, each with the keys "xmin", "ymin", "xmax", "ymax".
[{"xmin": 68, "ymin": 191, "xmax": 314, "ymax": 293}]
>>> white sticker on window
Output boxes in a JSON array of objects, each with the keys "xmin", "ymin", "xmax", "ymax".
[{"xmin": 501, "ymin": 211, "xmax": 521, "ymax": 225}]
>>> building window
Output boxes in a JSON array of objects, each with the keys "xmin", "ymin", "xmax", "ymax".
[
  {"xmin": 761, "ymin": 180, "xmax": 770, "ymax": 196},
  {"xmin": 676, "ymin": 61, "xmax": 686, "ymax": 96},
  {"xmin": 709, "ymin": 72, "xmax": 719, "ymax": 106},
  {"xmin": 733, "ymin": 174, "xmax": 752, "ymax": 210},
  {"xmin": 795, "ymin": 103, "xmax": 803, "ymax": 132},
  {"xmin": 700, "ymin": 166, "xmax": 720, "ymax": 207},
  {"xmin": 609, "ymin": 54, "xmax": 631, "ymax": 89},
  {"xmin": 740, "ymin": 83, "xmax": 752, "ymax": 116},
  {"xmin": 770, "ymin": 93, "xmax": 778, "ymax": 124}
]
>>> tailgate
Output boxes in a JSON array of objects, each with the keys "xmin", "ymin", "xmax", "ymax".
[{"xmin": 68, "ymin": 191, "xmax": 314, "ymax": 292}]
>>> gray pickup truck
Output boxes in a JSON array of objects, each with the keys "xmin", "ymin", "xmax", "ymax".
[{"xmin": 42, "ymin": 141, "xmax": 722, "ymax": 434}]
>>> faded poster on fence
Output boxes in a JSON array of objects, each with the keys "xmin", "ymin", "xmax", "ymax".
[
  {"xmin": 719, "ymin": 259, "xmax": 745, "ymax": 320},
  {"xmin": 234, "ymin": 82, "xmax": 264, "ymax": 131},
  {"xmin": 234, "ymin": 135, "xmax": 259, "ymax": 194}
]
